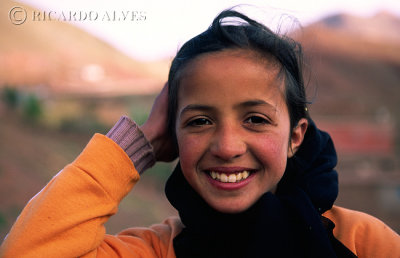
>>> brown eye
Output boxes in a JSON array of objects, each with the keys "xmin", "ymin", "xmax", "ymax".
[
  {"xmin": 188, "ymin": 118, "xmax": 212, "ymax": 127},
  {"xmin": 245, "ymin": 116, "xmax": 269, "ymax": 125}
]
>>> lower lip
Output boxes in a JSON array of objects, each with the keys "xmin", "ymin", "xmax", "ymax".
[{"xmin": 206, "ymin": 172, "xmax": 256, "ymax": 190}]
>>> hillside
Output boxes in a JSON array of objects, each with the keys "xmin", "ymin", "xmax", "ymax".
[
  {"xmin": 299, "ymin": 12, "xmax": 400, "ymax": 62},
  {"xmin": 295, "ymin": 12, "xmax": 400, "ymax": 158},
  {"xmin": 0, "ymin": 0, "xmax": 169, "ymax": 95},
  {"xmin": 297, "ymin": 12, "xmax": 400, "ymax": 118}
]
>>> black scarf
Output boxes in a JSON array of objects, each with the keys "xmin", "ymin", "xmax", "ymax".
[{"xmin": 165, "ymin": 120, "xmax": 356, "ymax": 258}]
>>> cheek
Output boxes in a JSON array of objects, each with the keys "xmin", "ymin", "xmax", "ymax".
[
  {"xmin": 254, "ymin": 135, "xmax": 289, "ymax": 172},
  {"xmin": 177, "ymin": 133, "xmax": 208, "ymax": 172}
]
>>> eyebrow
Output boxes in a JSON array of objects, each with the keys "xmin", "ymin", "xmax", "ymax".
[
  {"xmin": 180, "ymin": 104, "xmax": 214, "ymax": 117},
  {"xmin": 179, "ymin": 99, "xmax": 277, "ymax": 117},
  {"xmin": 236, "ymin": 99, "xmax": 278, "ymax": 112}
]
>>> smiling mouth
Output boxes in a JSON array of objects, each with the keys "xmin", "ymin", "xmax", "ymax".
[{"xmin": 209, "ymin": 170, "xmax": 251, "ymax": 183}]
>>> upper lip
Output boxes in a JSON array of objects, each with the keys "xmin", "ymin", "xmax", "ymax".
[{"xmin": 204, "ymin": 166, "xmax": 255, "ymax": 174}]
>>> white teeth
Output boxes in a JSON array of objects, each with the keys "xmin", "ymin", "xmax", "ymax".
[
  {"xmin": 209, "ymin": 170, "xmax": 251, "ymax": 183},
  {"xmin": 220, "ymin": 173, "xmax": 228, "ymax": 183},
  {"xmin": 228, "ymin": 174, "xmax": 236, "ymax": 183}
]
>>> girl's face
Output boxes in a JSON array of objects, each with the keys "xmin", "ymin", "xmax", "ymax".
[{"xmin": 175, "ymin": 50, "xmax": 307, "ymax": 213}]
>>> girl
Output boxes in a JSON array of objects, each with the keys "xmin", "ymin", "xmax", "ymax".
[{"xmin": 1, "ymin": 9, "xmax": 399, "ymax": 258}]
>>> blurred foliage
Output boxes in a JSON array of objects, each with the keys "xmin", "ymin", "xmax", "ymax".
[
  {"xmin": 22, "ymin": 94, "xmax": 43, "ymax": 123},
  {"xmin": 2, "ymin": 86, "xmax": 19, "ymax": 109},
  {"xmin": 1, "ymin": 86, "xmax": 44, "ymax": 123}
]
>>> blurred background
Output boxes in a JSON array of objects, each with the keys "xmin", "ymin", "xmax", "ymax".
[{"xmin": 0, "ymin": 0, "xmax": 399, "ymax": 240}]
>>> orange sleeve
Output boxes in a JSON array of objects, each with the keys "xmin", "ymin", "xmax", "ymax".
[
  {"xmin": 94, "ymin": 217, "xmax": 182, "ymax": 258},
  {"xmin": 324, "ymin": 206, "xmax": 400, "ymax": 258},
  {"xmin": 0, "ymin": 134, "xmax": 178, "ymax": 258}
]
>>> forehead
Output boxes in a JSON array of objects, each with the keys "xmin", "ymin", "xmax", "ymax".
[
  {"xmin": 178, "ymin": 49, "xmax": 285, "ymax": 104},
  {"xmin": 182, "ymin": 49, "xmax": 280, "ymax": 78}
]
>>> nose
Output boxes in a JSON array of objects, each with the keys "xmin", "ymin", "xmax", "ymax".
[{"xmin": 209, "ymin": 124, "xmax": 247, "ymax": 161}]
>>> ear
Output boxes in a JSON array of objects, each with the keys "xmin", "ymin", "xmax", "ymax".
[{"xmin": 288, "ymin": 118, "xmax": 308, "ymax": 158}]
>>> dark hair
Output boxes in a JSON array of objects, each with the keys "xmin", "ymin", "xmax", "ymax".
[{"xmin": 167, "ymin": 9, "xmax": 309, "ymax": 139}]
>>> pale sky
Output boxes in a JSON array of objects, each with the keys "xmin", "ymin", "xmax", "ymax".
[{"xmin": 17, "ymin": 0, "xmax": 400, "ymax": 61}]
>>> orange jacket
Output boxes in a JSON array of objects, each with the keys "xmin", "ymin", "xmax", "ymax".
[{"xmin": 1, "ymin": 134, "xmax": 399, "ymax": 257}]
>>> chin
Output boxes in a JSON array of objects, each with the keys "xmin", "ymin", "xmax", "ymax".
[{"xmin": 207, "ymin": 199, "xmax": 255, "ymax": 214}]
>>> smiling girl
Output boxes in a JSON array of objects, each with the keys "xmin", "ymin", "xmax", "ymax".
[{"xmin": 1, "ymin": 9, "xmax": 399, "ymax": 258}]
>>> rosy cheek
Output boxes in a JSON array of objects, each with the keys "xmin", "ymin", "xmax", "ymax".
[
  {"xmin": 178, "ymin": 135, "xmax": 207, "ymax": 169},
  {"xmin": 253, "ymin": 136, "xmax": 288, "ymax": 168}
]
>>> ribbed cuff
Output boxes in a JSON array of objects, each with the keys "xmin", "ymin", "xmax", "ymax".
[{"xmin": 106, "ymin": 116, "xmax": 156, "ymax": 174}]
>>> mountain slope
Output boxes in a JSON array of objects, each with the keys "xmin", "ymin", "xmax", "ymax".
[
  {"xmin": 0, "ymin": 0, "xmax": 168, "ymax": 95},
  {"xmin": 294, "ymin": 12, "xmax": 400, "ymax": 123}
]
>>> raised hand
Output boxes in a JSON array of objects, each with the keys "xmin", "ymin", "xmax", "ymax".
[{"xmin": 140, "ymin": 83, "xmax": 178, "ymax": 162}]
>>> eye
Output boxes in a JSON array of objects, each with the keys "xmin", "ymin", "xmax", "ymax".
[
  {"xmin": 187, "ymin": 117, "xmax": 212, "ymax": 127},
  {"xmin": 245, "ymin": 115, "xmax": 270, "ymax": 125}
]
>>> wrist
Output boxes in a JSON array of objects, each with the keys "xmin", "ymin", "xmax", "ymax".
[
  {"xmin": 140, "ymin": 122, "xmax": 160, "ymax": 149},
  {"xmin": 107, "ymin": 116, "xmax": 155, "ymax": 173},
  {"xmin": 139, "ymin": 123, "xmax": 154, "ymax": 144}
]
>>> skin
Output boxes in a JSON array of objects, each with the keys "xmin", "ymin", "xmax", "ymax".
[{"xmin": 142, "ymin": 49, "xmax": 308, "ymax": 214}]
